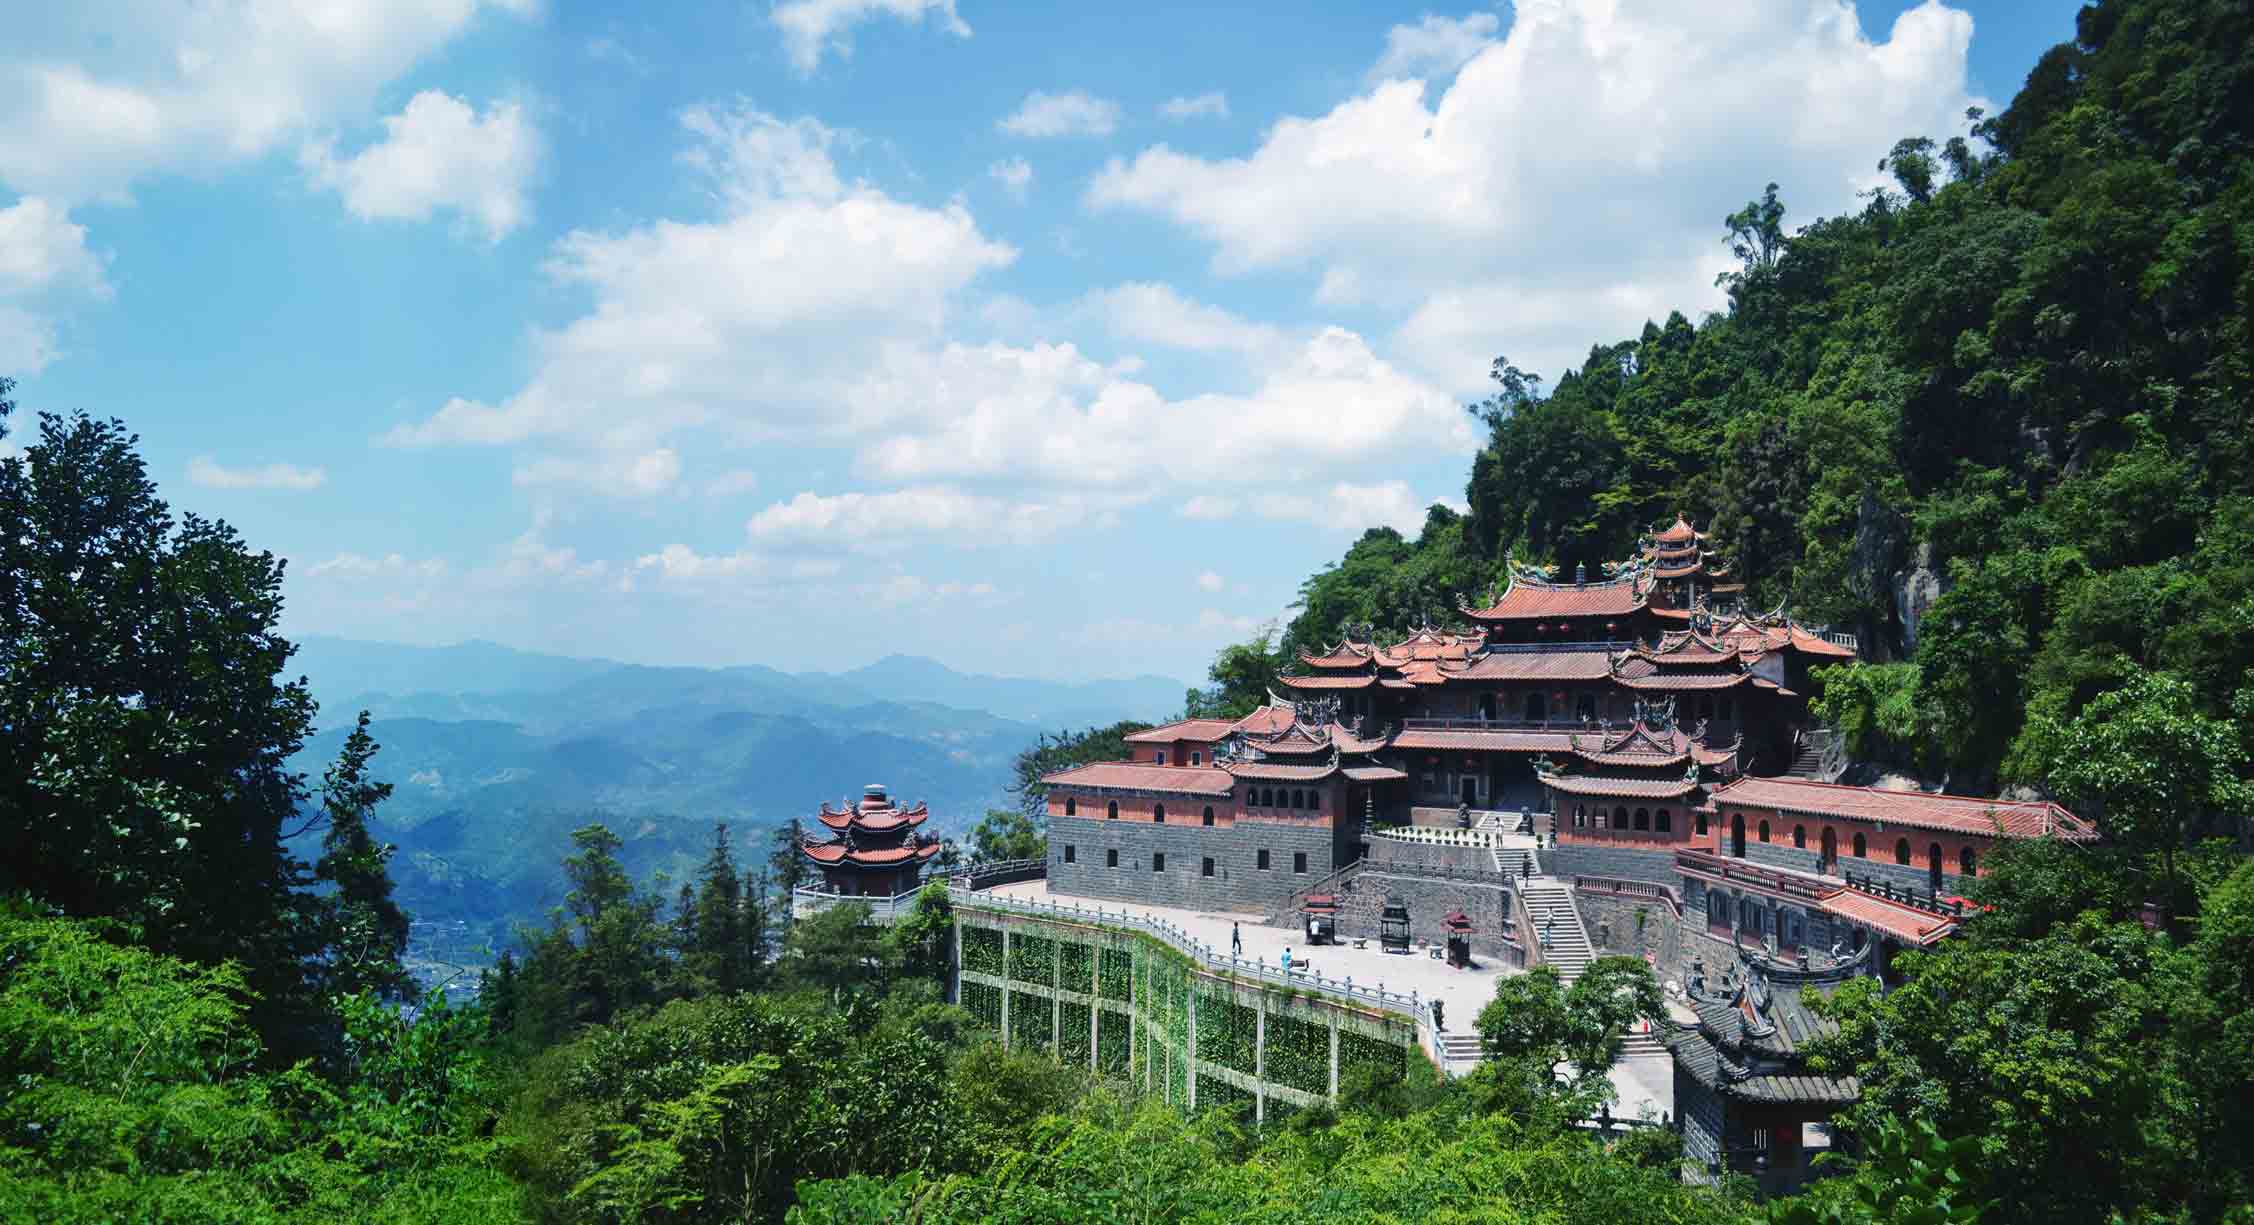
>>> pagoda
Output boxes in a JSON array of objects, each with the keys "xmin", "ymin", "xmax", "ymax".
[{"xmin": 800, "ymin": 783, "xmax": 942, "ymax": 897}]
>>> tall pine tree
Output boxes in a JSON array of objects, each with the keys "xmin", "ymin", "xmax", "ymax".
[{"xmin": 312, "ymin": 711, "xmax": 414, "ymax": 1003}]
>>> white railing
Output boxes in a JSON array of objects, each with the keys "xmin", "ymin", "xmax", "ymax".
[
  {"xmin": 791, "ymin": 885, "xmax": 929, "ymax": 922},
  {"xmin": 949, "ymin": 880, "xmax": 1443, "ymax": 1068},
  {"xmin": 1369, "ymin": 824, "xmax": 1498, "ymax": 850}
]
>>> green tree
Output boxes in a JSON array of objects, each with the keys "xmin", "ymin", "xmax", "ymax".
[
  {"xmin": 1184, "ymin": 626, "xmax": 1283, "ymax": 719},
  {"xmin": 0, "ymin": 404, "xmax": 326, "ymax": 1039},
  {"xmin": 1007, "ymin": 720, "xmax": 1156, "ymax": 820},
  {"xmin": 689, "ymin": 822, "xmax": 751, "ymax": 995},
  {"xmin": 966, "ymin": 808, "xmax": 1046, "ymax": 864},
  {"xmin": 562, "ymin": 823, "xmax": 667, "ymax": 1026},
  {"xmin": 311, "ymin": 710, "xmax": 415, "ymax": 1004},
  {"xmin": 2025, "ymin": 667, "xmax": 2252, "ymax": 905},
  {"xmin": 1474, "ymin": 957, "xmax": 1664, "ymax": 1104}
]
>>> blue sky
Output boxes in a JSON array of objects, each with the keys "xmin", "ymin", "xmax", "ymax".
[{"xmin": 1, "ymin": 0, "xmax": 2082, "ymax": 684}]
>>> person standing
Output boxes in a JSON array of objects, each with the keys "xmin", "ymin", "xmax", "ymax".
[
  {"xmin": 1231, "ymin": 921, "xmax": 1242, "ymax": 957},
  {"xmin": 1281, "ymin": 946, "xmax": 1293, "ymax": 975}
]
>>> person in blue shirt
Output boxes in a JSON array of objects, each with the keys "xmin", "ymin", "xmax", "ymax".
[{"xmin": 1281, "ymin": 946, "xmax": 1293, "ymax": 975}]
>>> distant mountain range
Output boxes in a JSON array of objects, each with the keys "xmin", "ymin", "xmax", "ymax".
[{"xmin": 284, "ymin": 636, "xmax": 1185, "ymax": 947}]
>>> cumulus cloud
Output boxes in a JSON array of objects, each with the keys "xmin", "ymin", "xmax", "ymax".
[
  {"xmin": 1159, "ymin": 92, "xmax": 1229, "ymax": 121},
  {"xmin": 305, "ymin": 552, "xmax": 449, "ymax": 580},
  {"xmin": 385, "ymin": 102, "xmax": 1015, "ymax": 487},
  {"xmin": 1367, "ymin": 12, "xmax": 1500, "ymax": 82},
  {"xmin": 302, "ymin": 91, "xmax": 539, "ymax": 240},
  {"xmin": 772, "ymin": 0, "xmax": 970, "ymax": 75},
  {"xmin": 1074, "ymin": 282, "xmax": 1284, "ymax": 356},
  {"xmin": 512, "ymin": 448, "xmax": 682, "ymax": 497},
  {"xmin": 187, "ymin": 455, "xmax": 327, "ymax": 491},
  {"xmin": 745, "ymin": 486, "xmax": 1100, "ymax": 550},
  {"xmin": 0, "ymin": 196, "xmax": 109, "ymax": 373},
  {"xmin": 988, "ymin": 155, "xmax": 1033, "ymax": 201},
  {"xmin": 1090, "ymin": 0, "xmax": 1985, "ymax": 388},
  {"xmin": 998, "ymin": 90, "xmax": 1120, "ymax": 138},
  {"xmin": 1196, "ymin": 570, "xmax": 1225, "ymax": 592},
  {"xmin": 0, "ymin": 0, "xmax": 532, "ymax": 204},
  {"xmin": 633, "ymin": 542, "xmax": 766, "ymax": 580}
]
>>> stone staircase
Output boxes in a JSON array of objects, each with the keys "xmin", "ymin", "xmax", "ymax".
[
  {"xmin": 1783, "ymin": 742, "xmax": 1825, "ymax": 778},
  {"xmin": 1492, "ymin": 844, "xmax": 1539, "ymax": 879},
  {"xmin": 1521, "ymin": 881, "xmax": 1595, "ymax": 985},
  {"xmin": 1435, "ymin": 1030, "xmax": 1485, "ymax": 1071},
  {"xmin": 1619, "ymin": 1025, "xmax": 1668, "ymax": 1059}
]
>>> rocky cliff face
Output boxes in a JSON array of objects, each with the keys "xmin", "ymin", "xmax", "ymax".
[{"xmin": 1892, "ymin": 540, "xmax": 1950, "ymax": 657}]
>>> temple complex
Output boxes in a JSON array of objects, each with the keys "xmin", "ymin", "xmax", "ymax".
[
  {"xmin": 799, "ymin": 784, "xmax": 942, "ymax": 898},
  {"xmin": 1026, "ymin": 512, "xmax": 2096, "ymax": 1181}
]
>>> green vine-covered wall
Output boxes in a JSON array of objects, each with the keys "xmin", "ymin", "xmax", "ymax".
[{"xmin": 955, "ymin": 913, "xmax": 1424, "ymax": 1120}]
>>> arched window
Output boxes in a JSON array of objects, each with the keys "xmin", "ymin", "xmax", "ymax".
[
  {"xmin": 1290, "ymin": 789, "xmax": 1304, "ymax": 810},
  {"xmin": 1202, "ymin": 806, "xmax": 1215, "ymax": 827},
  {"xmin": 1696, "ymin": 812, "xmax": 1709, "ymax": 836},
  {"xmin": 1928, "ymin": 843, "xmax": 1944, "ymax": 893},
  {"xmin": 1822, "ymin": 827, "xmax": 1837, "ymax": 873},
  {"xmin": 1575, "ymin": 805, "xmax": 1587, "ymax": 829},
  {"xmin": 1260, "ymin": 787, "xmax": 1274, "ymax": 807},
  {"xmin": 1852, "ymin": 833, "xmax": 1866, "ymax": 858},
  {"xmin": 1894, "ymin": 838, "xmax": 1910, "ymax": 865},
  {"xmin": 1634, "ymin": 808, "xmax": 1650, "ymax": 831},
  {"xmin": 1106, "ymin": 801, "xmax": 1119, "ymax": 820},
  {"xmin": 1153, "ymin": 804, "xmax": 1166, "ymax": 824},
  {"xmin": 1792, "ymin": 825, "xmax": 1805, "ymax": 849},
  {"xmin": 1614, "ymin": 805, "xmax": 1629, "ymax": 829},
  {"xmin": 1758, "ymin": 820, "xmax": 1770, "ymax": 843},
  {"xmin": 1064, "ymin": 796, "xmax": 1077, "ymax": 816},
  {"xmin": 1656, "ymin": 808, "xmax": 1672, "ymax": 833},
  {"xmin": 1731, "ymin": 813, "xmax": 1746, "ymax": 859},
  {"xmin": 1960, "ymin": 847, "xmax": 1978, "ymax": 877}
]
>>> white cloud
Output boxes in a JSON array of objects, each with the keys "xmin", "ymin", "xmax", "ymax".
[
  {"xmin": 866, "ymin": 574, "xmax": 1000, "ymax": 605},
  {"xmin": 1196, "ymin": 570, "xmax": 1225, "ymax": 592},
  {"xmin": 703, "ymin": 468, "xmax": 762, "ymax": 497},
  {"xmin": 633, "ymin": 542, "xmax": 766, "ymax": 580},
  {"xmin": 856, "ymin": 325, "xmax": 1475, "ymax": 487},
  {"xmin": 1090, "ymin": 0, "xmax": 1984, "ymax": 388},
  {"xmin": 1196, "ymin": 608, "xmax": 1261, "ymax": 635},
  {"xmin": 0, "ymin": 196, "xmax": 109, "ymax": 373},
  {"xmin": 1368, "ymin": 12, "xmax": 1500, "ymax": 82},
  {"xmin": 386, "ymin": 102, "xmax": 1015, "ymax": 488},
  {"xmin": 512, "ymin": 447, "xmax": 682, "ymax": 497},
  {"xmin": 1159, "ymin": 92, "xmax": 1229, "ymax": 121},
  {"xmin": 302, "ymin": 91, "xmax": 539, "ymax": 240},
  {"xmin": 998, "ymin": 90, "xmax": 1120, "ymax": 138},
  {"xmin": 988, "ymin": 156, "xmax": 1033, "ymax": 201},
  {"xmin": 746, "ymin": 485, "xmax": 1098, "ymax": 550},
  {"xmin": 1258, "ymin": 479, "xmax": 1456, "ymax": 535},
  {"xmin": 305, "ymin": 552, "xmax": 449, "ymax": 580},
  {"xmin": 187, "ymin": 455, "xmax": 327, "ymax": 491},
  {"xmin": 1074, "ymin": 282, "xmax": 1284, "ymax": 356},
  {"xmin": 1181, "ymin": 496, "xmax": 1237, "ymax": 520},
  {"xmin": 772, "ymin": 0, "xmax": 969, "ymax": 75},
  {"xmin": 0, "ymin": 0, "xmax": 533, "ymax": 204}
]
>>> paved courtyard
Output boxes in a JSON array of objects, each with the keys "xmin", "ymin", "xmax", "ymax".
[{"xmin": 982, "ymin": 879, "xmax": 1672, "ymax": 1120}]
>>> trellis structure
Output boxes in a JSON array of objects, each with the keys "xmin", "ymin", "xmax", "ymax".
[{"xmin": 954, "ymin": 906, "xmax": 1425, "ymax": 1122}]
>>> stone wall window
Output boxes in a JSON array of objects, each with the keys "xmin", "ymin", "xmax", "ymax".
[
  {"xmin": 1853, "ymin": 833, "xmax": 1867, "ymax": 858},
  {"xmin": 1153, "ymin": 853, "xmax": 1166, "ymax": 873},
  {"xmin": 1106, "ymin": 849, "xmax": 1118, "ymax": 868},
  {"xmin": 1960, "ymin": 847, "xmax": 1978, "ymax": 876},
  {"xmin": 1634, "ymin": 808, "xmax": 1650, "ymax": 831},
  {"xmin": 1792, "ymin": 825, "xmax": 1805, "ymax": 849},
  {"xmin": 1294, "ymin": 852, "xmax": 1308, "ymax": 874},
  {"xmin": 1202, "ymin": 806, "xmax": 1215, "ymax": 826},
  {"xmin": 1064, "ymin": 845, "xmax": 1076, "ymax": 864},
  {"xmin": 1258, "ymin": 849, "xmax": 1271, "ymax": 870},
  {"xmin": 1107, "ymin": 800, "xmax": 1119, "ymax": 820},
  {"xmin": 1928, "ymin": 843, "xmax": 1943, "ymax": 892},
  {"xmin": 1656, "ymin": 808, "xmax": 1672, "ymax": 833},
  {"xmin": 1153, "ymin": 804, "xmax": 1166, "ymax": 824},
  {"xmin": 1894, "ymin": 838, "xmax": 1910, "ymax": 865},
  {"xmin": 1202, "ymin": 857, "xmax": 1215, "ymax": 877},
  {"xmin": 1759, "ymin": 820, "xmax": 1770, "ymax": 843},
  {"xmin": 1732, "ymin": 814, "xmax": 1746, "ymax": 858},
  {"xmin": 1064, "ymin": 796, "xmax": 1077, "ymax": 816},
  {"xmin": 1697, "ymin": 812, "xmax": 1709, "ymax": 836}
]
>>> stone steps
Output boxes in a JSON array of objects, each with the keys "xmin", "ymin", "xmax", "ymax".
[
  {"xmin": 1521, "ymin": 882, "xmax": 1595, "ymax": 986},
  {"xmin": 1436, "ymin": 1031, "xmax": 1485, "ymax": 1068}
]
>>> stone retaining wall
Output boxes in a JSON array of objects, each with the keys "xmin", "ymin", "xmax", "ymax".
[{"xmin": 954, "ymin": 907, "xmax": 1422, "ymax": 1121}]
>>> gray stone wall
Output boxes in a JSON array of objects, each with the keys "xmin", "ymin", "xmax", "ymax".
[
  {"xmin": 1678, "ymin": 1065, "xmax": 1725, "ymax": 1181},
  {"xmin": 1543, "ymin": 842, "xmax": 1681, "ymax": 888},
  {"xmin": 1573, "ymin": 889, "xmax": 1683, "ymax": 970},
  {"xmin": 1326, "ymin": 868, "xmax": 1518, "ymax": 958},
  {"xmin": 1047, "ymin": 814, "xmax": 1343, "ymax": 913},
  {"xmin": 1733, "ymin": 839, "xmax": 1964, "ymax": 896},
  {"xmin": 1365, "ymin": 836, "xmax": 1491, "ymax": 873}
]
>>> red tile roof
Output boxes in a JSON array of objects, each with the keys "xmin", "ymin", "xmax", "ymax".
[
  {"xmin": 1822, "ymin": 889, "xmax": 1957, "ymax": 946},
  {"xmin": 1708, "ymin": 776, "xmax": 2094, "ymax": 840},
  {"xmin": 1227, "ymin": 762, "xmax": 1338, "ymax": 781},
  {"xmin": 1342, "ymin": 765, "xmax": 1408, "ymax": 782},
  {"xmin": 1124, "ymin": 719, "xmax": 1237, "ymax": 744},
  {"xmin": 1231, "ymin": 703, "xmax": 1296, "ymax": 735},
  {"xmin": 1652, "ymin": 515, "xmax": 1701, "ymax": 545},
  {"xmin": 1541, "ymin": 773, "xmax": 1701, "ymax": 799},
  {"xmin": 1466, "ymin": 577, "xmax": 1647, "ymax": 621},
  {"xmin": 1393, "ymin": 728, "xmax": 1576, "ymax": 752},
  {"xmin": 1459, "ymin": 648, "xmax": 1615, "ymax": 681},
  {"xmin": 815, "ymin": 799, "xmax": 931, "ymax": 833},
  {"xmin": 1298, "ymin": 643, "xmax": 1376, "ymax": 668},
  {"xmin": 1278, "ymin": 672, "xmax": 1377, "ymax": 690},
  {"xmin": 801, "ymin": 840, "xmax": 942, "ymax": 866},
  {"xmin": 1042, "ymin": 761, "xmax": 1237, "ymax": 797},
  {"xmin": 1616, "ymin": 670, "xmax": 1752, "ymax": 690}
]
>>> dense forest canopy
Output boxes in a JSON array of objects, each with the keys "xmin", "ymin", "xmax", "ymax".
[{"xmin": 3, "ymin": 1, "xmax": 2254, "ymax": 1222}]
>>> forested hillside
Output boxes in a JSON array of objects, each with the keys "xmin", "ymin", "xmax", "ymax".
[{"xmin": 1225, "ymin": 0, "xmax": 2254, "ymax": 795}]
